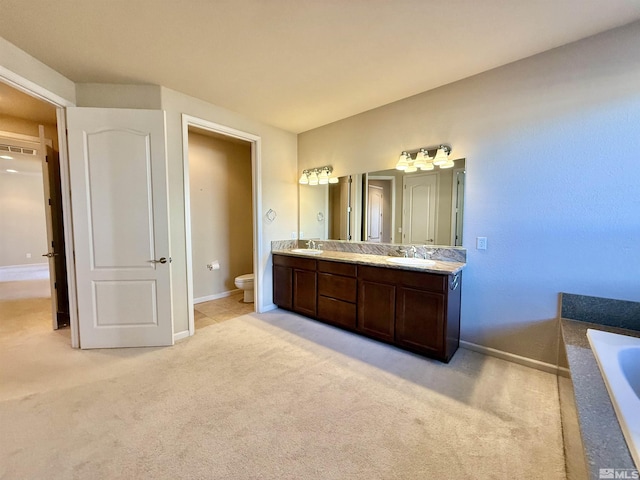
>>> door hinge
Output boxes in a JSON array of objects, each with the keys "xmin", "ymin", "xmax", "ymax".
[
  {"xmin": 48, "ymin": 198, "xmax": 52, "ymax": 205},
  {"xmin": 54, "ymin": 282, "xmax": 57, "ymax": 290},
  {"xmin": 45, "ymin": 156, "xmax": 49, "ymax": 163}
]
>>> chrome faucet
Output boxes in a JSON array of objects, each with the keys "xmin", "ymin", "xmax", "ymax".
[{"xmin": 306, "ymin": 240, "xmax": 316, "ymax": 250}]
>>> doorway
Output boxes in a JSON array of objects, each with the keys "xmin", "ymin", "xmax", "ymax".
[
  {"xmin": 0, "ymin": 81, "xmax": 71, "ymax": 338},
  {"xmin": 181, "ymin": 115, "xmax": 262, "ymax": 337}
]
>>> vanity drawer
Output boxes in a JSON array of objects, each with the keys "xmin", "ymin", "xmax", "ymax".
[
  {"xmin": 318, "ymin": 296, "xmax": 357, "ymax": 329},
  {"xmin": 318, "ymin": 273, "xmax": 357, "ymax": 303},
  {"xmin": 273, "ymin": 254, "xmax": 316, "ymax": 271},
  {"xmin": 318, "ymin": 260, "xmax": 357, "ymax": 277}
]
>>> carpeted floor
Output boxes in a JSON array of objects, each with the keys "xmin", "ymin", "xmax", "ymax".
[{"xmin": 0, "ymin": 284, "xmax": 566, "ymax": 480}]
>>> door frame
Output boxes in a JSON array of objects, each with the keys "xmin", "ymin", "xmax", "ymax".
[
  {"xmin": 181, "ymin": 114, "xmax": 262, "ymax": 337},
  {"xmin": 367, "ymin": 174, "xmax": 396, "ymax": 243},
  {"xmin": 0, "ymin": 66, "xmax": 79, "ymax": 347}
]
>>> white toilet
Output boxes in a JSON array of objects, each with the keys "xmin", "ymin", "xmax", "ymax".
[{"xmin": 234, "ymin": 273, "xmax": 254, "ymax": 303}]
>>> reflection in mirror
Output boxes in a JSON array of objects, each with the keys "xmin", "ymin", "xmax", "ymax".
[{"xmin": 299, "ymin": 159, "xmax": 465, "ymax": 246}]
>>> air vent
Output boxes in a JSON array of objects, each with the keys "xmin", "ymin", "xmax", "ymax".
[{"xmin": 0, "ymin": 144, "xmax": 38, "ymax": 155}]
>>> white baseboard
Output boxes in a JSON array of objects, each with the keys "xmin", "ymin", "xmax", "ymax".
[
  {"xmin": 0, "ymin": 263, "xmax": 48, "ymax": 270},
  {"xmin": 459, "ymin": 340, "xmax": 560, "ymax": 375},
  {"xmin": 260, "ymin": 303, "xmax": 278, "ymax": 313},
  {"xmin": 174, "ymin": 330, "xmax": 191, "ymax": 342},
  {"xmin": 194, "ymin": 289, "xmax": 241, "ymax": 304}
]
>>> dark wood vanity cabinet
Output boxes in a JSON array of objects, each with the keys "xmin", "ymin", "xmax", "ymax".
[
  {"xmin": 273, "ymin": 255, "xmax": 317, "ymax": 317},
  {"xmin": 317, "ymin": 260, "xmax": 357, "ymax": 329},
  {"xmin": 273, "ymin": 254, "xmax": 462, "ymax": 362}
]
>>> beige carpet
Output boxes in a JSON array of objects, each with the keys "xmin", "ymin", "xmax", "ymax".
[{"xmin": 0, "ymin": 292, "xmax": 566, "ymax": 479}]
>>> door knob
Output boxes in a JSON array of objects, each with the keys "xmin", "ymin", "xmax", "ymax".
[
  {"xmin": 42, "ymin": 252, "xmax": 57, "ymax": 258},
  {"xmin": 149, "ymin": 257, "xmax": 170, "ymax": 264}
]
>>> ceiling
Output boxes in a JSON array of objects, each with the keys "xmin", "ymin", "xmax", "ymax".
[{"xmin": 1, "ymin": 0, "xmax": 640, "ymax": 133}]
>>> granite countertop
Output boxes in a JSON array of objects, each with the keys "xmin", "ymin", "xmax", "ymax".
[
  {"xmin": 561, "ymin": 318, "xmax": 639, "ymax": 477},
  {"xmin": 271, "ymin": 249, "xmax": 465, "ymax": 275}
]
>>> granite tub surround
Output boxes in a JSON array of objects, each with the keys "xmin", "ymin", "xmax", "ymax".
[
  {"xmin": 561, "ymin": 319, "xmax": 639, "ymax": 478},
  {"xmin": 562, "ymin": 293, "xmax": 640, "ymax": 331},
  {"xmin": 560, "ymin": 293, "xmax": 640, "ymax": 479}
]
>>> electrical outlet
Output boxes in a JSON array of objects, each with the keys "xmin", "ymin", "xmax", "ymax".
[
  {"xmin": 476, "ymin": 237, "xmax": 488, "ymax": 250},
  {"xmin": 291, "ymin": 231, "xmax": 297, "ymax": 239}
]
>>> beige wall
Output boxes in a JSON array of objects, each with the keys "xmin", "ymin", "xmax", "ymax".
[
  {"xmin": 188, "ymin": 132, "xmax": 253, "ymax": 299},
  {"xmin": 0, "ymin": 170, "xmax": 47, "ymax": 267},
  {"xmin": 0, "ymin": 114, "xmax": 58, "ymax": 150},
  {"xmin": 299, "ymin": 22, "xmax": 640, "ymax": 365}
]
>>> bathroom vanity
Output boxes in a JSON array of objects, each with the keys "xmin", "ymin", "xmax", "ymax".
[{"xmin": 272, "ymin": 250, "xmax": 463, "ymax": 362}]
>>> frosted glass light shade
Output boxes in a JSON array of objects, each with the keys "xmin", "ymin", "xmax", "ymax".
[
  {"xmin": 440, "ymin": 160, "xmax": 455, "ymax": 169},
  {"xmin": 308, "ymin": 171, "xmax": 319, "ymax": 185},
  {"xmin": 413, "ymin": 150, "xmax": 427, "ymax": 169},
  {"xmin": 318, "ymin": 169, "xmax": 329, "ymax": 184},
  {"xmin": 329, "ymin": 176, "xmax": 339, "ymax": 184},
  {"xmin": 299, "ymin": 173, "xmax": 309, "ymax": 184},
  {"xmin": 395, "ymin": 152, "xmax": 410, "ymax": 170},
  {"xmin": 433, "ymin": 147, "xmax": 449, "ymax": 166},
  {"xmin": 419, "ymin": 160, "xmax": 435, "ymax": 170},
  {"xmin": 405, "ymin": 164, "xmax": 418, "ymax": 173}
]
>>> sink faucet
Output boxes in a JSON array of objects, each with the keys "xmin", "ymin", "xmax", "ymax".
[
  {"xmin": 306, "ymin": 240, "xmax": 316, "ymax": 250},
  {"xmin": 408, "ymin": 245, "xmax": 417, "ymax": 258}
]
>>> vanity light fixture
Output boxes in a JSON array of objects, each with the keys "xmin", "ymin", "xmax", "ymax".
[
  {"xmin": 298, "ymin": 165, "xmax": 336, "ymax": 186},
  {"xmin": 395, "ymin": 145, "xmax": 452, "ymax": 172}
]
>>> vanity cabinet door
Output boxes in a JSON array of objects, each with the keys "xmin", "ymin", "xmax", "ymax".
[
  {"xmin": 293, "ymin": 268, "xmax": 317, "ymax": 317},
  {"xmin": 395, "ymin": 286, "xmax": 445, "ymax": 355},
  {"xmin": 358, "ymin": 279, "xmax": 395, "ymax": 342},
  {"xmin": 273, "ymin": 265, "xmax": 292, "ymax": 309}
]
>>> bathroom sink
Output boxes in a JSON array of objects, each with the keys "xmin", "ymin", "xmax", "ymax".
[
  {"xmin": 386, "ymin": 257, "xmax": 436, "ymax": 267},
  {"xmin": 587, "ymin": 329, "xmax": 640, "ymax": 468},
  {"xmin": 290, "ymin": 248, "xmax": 323, "ymax": 255}
]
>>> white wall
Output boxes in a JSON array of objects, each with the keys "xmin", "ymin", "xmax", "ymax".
[
  {"xmin": 299, "ymin": 184, "xmax": 328, "ymax": 240},
  {"xmin": 298, "ymin": 22, "xmax": 640, "ymax": 365},
  {"xmin": 0, "ymin": 170, "xmax": 48, "ymax": 267},
  {"xmin": 188, "ymin": 132, "xmax": 253, "ymax": 299},
  {"xmin": 0, "ymin": 37, "xmax": 75, "ymax": 105},
  {"xmin": 161, "ymin": 87, "xmax": 298, "ymax": 334}
]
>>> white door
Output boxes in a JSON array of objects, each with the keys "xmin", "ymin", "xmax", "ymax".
[
  {"xmin": 403, "ymin": 174, "xmax": 437, "ymax": 245},
  {"xmin": 367, "ymin": 185, "xmax": 383, "ymax": 242},
  {"xmin": 66, "ymin": 108, "xmax": 173, "ymax": 348}
]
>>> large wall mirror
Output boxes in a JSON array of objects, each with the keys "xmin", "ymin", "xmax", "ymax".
[{"xmin": 299, "ymin": 158, "xmax": 465, "ymax": 246}]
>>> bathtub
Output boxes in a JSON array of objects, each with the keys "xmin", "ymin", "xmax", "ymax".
[{"xmin": 587, "ymin": 329, "xmax": 640, "ymax": 469}]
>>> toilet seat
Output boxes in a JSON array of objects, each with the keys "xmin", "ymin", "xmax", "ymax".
[{"xmin": 235, "ymin": 273, "xmax": 254, "ymax": 284}]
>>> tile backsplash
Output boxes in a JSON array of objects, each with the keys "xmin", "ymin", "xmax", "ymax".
[{"xmin": 271, "ymin": 239, "xmax": 466, "ymax": 263}]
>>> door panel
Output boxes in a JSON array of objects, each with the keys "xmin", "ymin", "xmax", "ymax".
[
  {"xmin": 403, "ymin": 174, "xmax": 437, "ymax": 245},
  {"xmin": 67, "ymin": 107, "xmax": 173, "ymax": 348}
]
